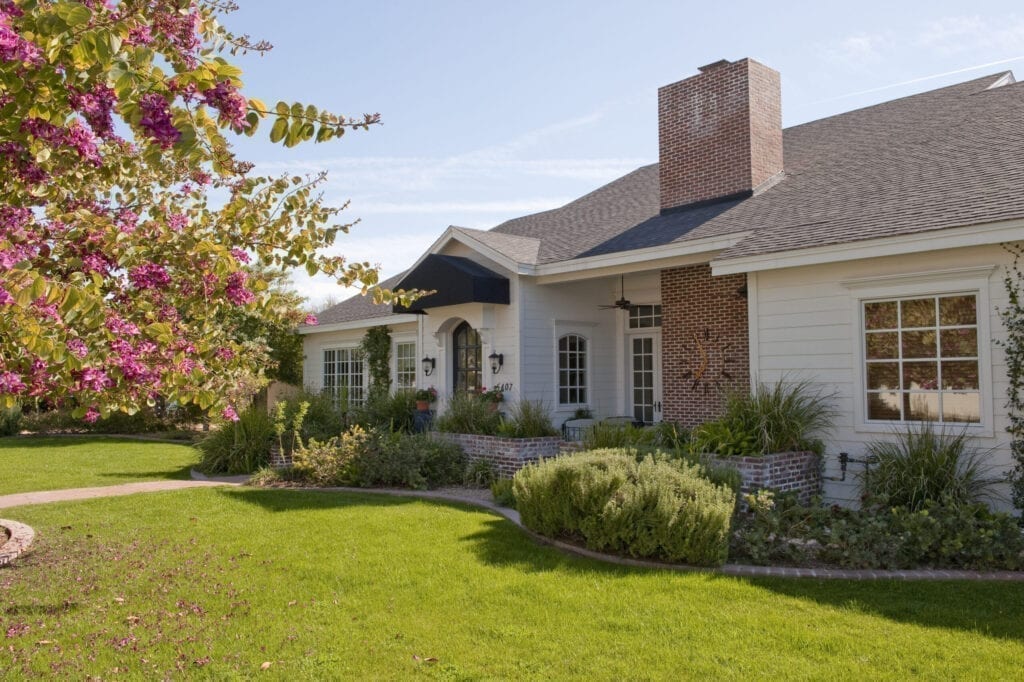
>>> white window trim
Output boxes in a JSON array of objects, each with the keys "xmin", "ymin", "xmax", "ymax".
[
  {"xmin": 556, "ymin": 332, "xmax": 590, "ymax": 407},
  {"xmin": 322, "ymin": 345, "xmax": 368, "ymax": 406},
  {"xmin": 844, "ymin": 266, "xmax": 996, "ymax": 436},
  {"xmin": 552, "ymin": 322, "xmax": 596, "ymax": 409},
  {"xmin": 391, "ymin": 336, "xmax": 417, "ymax": 392}
]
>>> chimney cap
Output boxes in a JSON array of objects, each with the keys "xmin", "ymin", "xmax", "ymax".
[{"xmin": 698, "ymin": 59, "xmax": 732, "ymax": 73}]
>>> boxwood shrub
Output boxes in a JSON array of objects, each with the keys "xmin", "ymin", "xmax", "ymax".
[{"xmin": 513, "ymin": 449, "xmax": 736, "ymax": 566}]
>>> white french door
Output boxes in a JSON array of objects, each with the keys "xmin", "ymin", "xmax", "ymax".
[{"xmin": 628, "ymin": 333, "xmax": 662, "ymax": 424}]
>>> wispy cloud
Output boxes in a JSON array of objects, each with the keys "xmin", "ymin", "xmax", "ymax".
[
  {"xmin": 355, "ymin": 198, "xmax": 573, "ymax": 214},
  {"xmin": 823, "ymin": 32, "xmax": 889, "ymax": 65},
  {"xmin": 915, "ymin": 15, "xmax": 1024, "ymax": 55}
]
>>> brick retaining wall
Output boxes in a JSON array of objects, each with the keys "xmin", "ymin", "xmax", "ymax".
[
  {"xmin": 708, "ymin": 450, "xmax": 821, "ymax": 503},
  {"xmin": 434, "ymin": 433, "xmax": 563, "ymax": 478}
]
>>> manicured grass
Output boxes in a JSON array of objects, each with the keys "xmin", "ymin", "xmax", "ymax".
[
  {"xmin": 0, "ymin": 437, "xmax": 200, "ymax": 495},
  {"xmin": 3, "ymin": 487, "xmax": 1023, "ymax": 679}
]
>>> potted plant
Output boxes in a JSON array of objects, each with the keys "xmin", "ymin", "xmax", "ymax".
[
  {"xmin": 480, "ymin": 386, "xmax": 504, "ymax": 411},
  {"xmin": 414, "ymin": 387, "xmax": 437, "ymax": 412}
]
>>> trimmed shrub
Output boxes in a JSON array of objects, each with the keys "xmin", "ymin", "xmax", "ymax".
[
  {"xmin": 513, "ymin": 449, "xmax": 736, "ymax": 566},
  {"xmin": 495, "ymin": 400, "xmax": 559, "ymax": 438},
  {"xmin": 198, "ymin": 406, "xmax": 274, "ymax": 474},
  {"xmin": 491, "ymin": 478, "xmax": 516, "ymax": 507},
  {"xmin": 0, "ymin": 405, "xmax": 22, "ymax": 436},
  {"xmin": 864, "ymin": 424, "xmax": 1000, "ymax": 510},
  {"xmin": 349, "ymin": 431, "xmax": 466, "ymax": 489},
  {"xmin": 435, "ymin": 392, "xmax": 501, "ymax": 435}
]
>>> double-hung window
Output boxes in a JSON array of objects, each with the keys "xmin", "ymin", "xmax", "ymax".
[
  {"xmin": 863, "ymin": 294, "xmax": 980, "ymax": 424},
  {"xmin": 394, "ymin": 341, "xmax": 417, "ymax": 391}
]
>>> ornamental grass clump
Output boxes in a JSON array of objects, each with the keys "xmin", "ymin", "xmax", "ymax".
[
  {"xmin": 864, "ymin": 423, "xmax": 1000, "ymax": 510},
  {"xmin": 513, "ymin": 449, "xmax": 735, "ymax": 566},
  {"xmin": 692, "ymin": 379, "xmax": 837, "ymax": 456},
  {"xmin": 197, "ymin": 405, "xmax": 274, "ymax": 474},
  {"xmin": 435, "ymin": 391, "xmax": 501, "ymax": 435},
  {"xmin": 495, "ymin": 400, "xmax": 559, "ymax": 438}
]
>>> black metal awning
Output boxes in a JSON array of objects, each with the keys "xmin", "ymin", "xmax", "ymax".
[{"xmin": 391, "ymin": 254, "xmax": 510, "ymax": 313}]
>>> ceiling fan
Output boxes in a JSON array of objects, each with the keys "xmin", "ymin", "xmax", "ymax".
[{"xmin": 599, "ymin": 275, "xmax": 632, "ymax": 311}]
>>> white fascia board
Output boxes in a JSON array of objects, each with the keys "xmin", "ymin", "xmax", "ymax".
[
  {"xmin": 710, "ymin": 219, "xmax": 1024, "ymax": 276},
  {"xmin": 297, "ymin": 314, "xmax": 419, "ymax": 336},
  {"xmin": 531, "ymin": 232, "xmax": 750, "ymax": 284}
]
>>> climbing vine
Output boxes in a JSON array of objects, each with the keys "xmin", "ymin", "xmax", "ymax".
[
  {"xmin": 998, "ymin": 242, "xmax": 1024, "ymax": 516},
  {"xmin": 360, "ymin": 326, "xmax": 392, "ymax": 398}
]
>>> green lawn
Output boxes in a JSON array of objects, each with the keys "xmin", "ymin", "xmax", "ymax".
[
  {"xmin": 0, "ymin": 437, "xmax": 199, "ymax": 495},
  {"xmin": 3, "ymin": 486, "xmax": 1023, "ymax": 679}
]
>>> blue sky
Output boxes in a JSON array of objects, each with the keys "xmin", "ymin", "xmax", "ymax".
[{"xmin": 223, "ymin": 1, "xmax": 1024, "ymax": 306}]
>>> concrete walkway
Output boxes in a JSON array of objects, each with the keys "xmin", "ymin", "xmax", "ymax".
[{"xmin": 0, "ymin": 478, "xmax": 242, "ymax": 510}]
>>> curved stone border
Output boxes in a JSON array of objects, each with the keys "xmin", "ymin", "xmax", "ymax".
[
  {"xmin": 0, "ymin": 519, "xmax": 35, "ymax": 566},
  {"xmin": 266, "ymin": 484, "xmax": 1024, "ymax": 582}
]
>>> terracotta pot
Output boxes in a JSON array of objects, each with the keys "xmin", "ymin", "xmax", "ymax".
[
  {"xmin": 487, "ymin": 402, "xmax": 499, "ymax": 412},
  {"xmin": 416, "ymin": 400, "xmax": 430, "ymax": 412}
]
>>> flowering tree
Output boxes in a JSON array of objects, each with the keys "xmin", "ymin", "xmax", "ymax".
[{"xmin": 0, "ymin": 0, "xmax": 410, "ymax": 421}]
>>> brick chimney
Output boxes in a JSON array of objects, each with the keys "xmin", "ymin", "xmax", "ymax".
[{"xmin": 658, "ymin": 58, "xmax": 783, "ymax": 212}]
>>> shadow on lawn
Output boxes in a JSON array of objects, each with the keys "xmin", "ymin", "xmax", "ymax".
[
  {"xmin": 217, "ymin": 486, "xmax": 1024, "ymax": 642},
  {"xmin": 97, "ymin": 465, "xmax": 194, "ymax": 481}
]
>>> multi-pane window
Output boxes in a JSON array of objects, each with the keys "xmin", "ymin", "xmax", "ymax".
[
  {"xmin": 863, "ymin": 294, "xmax": 979, "ymax": 424},
  {"xmin": 453, "ymin": 322, "xmax": 482, "ymax": 393},
  {"xmin": 558, "ymin": 334, "xmax": 587, "ymax": 405},
  {"xmin": 323, "ymin": 348, "xmax": 365, "ymax": 407},
  {"xmin": 395, "ymin": 342, "xmax": 417, "ymax": 391},
  {"xmin": 628, "ymin": 305, "xmax": 662, "ymax": 329}
]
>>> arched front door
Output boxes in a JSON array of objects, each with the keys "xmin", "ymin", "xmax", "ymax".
[{"xmin": 452, "ymin": 321, "xmax": 482, "ymax": 392}]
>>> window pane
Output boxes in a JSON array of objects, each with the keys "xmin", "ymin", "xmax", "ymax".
[
  {"xmin": 902, "ymin": 330, "xmax": 937, "ymax": 358},
  {"xmin": 866, "ymin": 362, "xmax": 899, "ymax": 390},
  {"xmin": 943, "ymin": 361, "xmax": 979, "ymax": 390},
  {"xmin": 864, "ymin": 301, "xmax": 897, "ymax": 330},
  {"xmin": 940, "ymin": 328, "xmax": 977, "ymax": 358},
  {"xmin": 943, "ymin": 393, "xmax": 980, "ymax": 423},
  {"xmin": 902, "ymin": 362, "xmax": 938, "ymax": 390},
  {"xmin": 940, "ymin": 296, "xmax": 976, "ymax": 326},
  {"xmin": 868, "ymin": 392, "xmax": 901, "ymax": 420},
  {"xmin": 866, "ymin": 332, "xmax": 898, "ymax": 359},
  {"xmin": 901, "ymin": 298, "xmax": 935, "ymax": 327},
  {"xmin": 905, "ymin": 393, "xmax": 940, "ymax": 421}
]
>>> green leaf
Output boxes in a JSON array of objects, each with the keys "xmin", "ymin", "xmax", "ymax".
[
  {"xmin": 55, "ymin": 2, "xmax": 92, "ymax": 27},
  {"xmin": 269, "ymin": 117, "xmax": 288, "ymax": 143}
]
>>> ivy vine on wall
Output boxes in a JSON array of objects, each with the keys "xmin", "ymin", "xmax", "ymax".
[
  {"xmin": 998, "ymin": 242, "xmax": 1024, "ymax": 517},
  {"xmin": 360, "ymin": 325, "xmax": 392, "ymax": 398}
]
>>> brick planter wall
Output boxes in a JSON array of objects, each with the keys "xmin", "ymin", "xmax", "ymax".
[
  {"xmin": 435, "ymin": 433, "xmax": 563, "ymax": 478},
  {"xmin": 268, "ymin": 444, "xmax": 291, "ymax": 469},
  {"xmin": 707, "ymin": 450, "xmax": 821, "ymax": 503}
]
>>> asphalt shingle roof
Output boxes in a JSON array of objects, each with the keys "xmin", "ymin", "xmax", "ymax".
[
  {"xmin": 490, "ymin": 72, "xmax": 1024, "ymax": 263},
  {"xmin": 309, "ymin": 72, "xmax": 1024, "ymax": 325},
  {"xmin": 309, "ymin": 272, "xmax": 407, "ymax": 327}
]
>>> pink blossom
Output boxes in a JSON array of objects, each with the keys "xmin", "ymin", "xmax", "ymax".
[
  {"xmin": 75, "ymin": 367, "xmax": 112, "ymax": 392},
  {"xmin": 31, "ymin": 297, "xmax": 60, "ymax": 321},
  {"xmin": 230, "ymin": 248, "xmax": 250, "ymax": 264},
  {"xmin": 66, "ymin": 338, "xmax": 88, "ymax": 358},
  {"xmin": 83, "ymin": 406, "xmax": 100, "ymax": 423},
  {"xmin": 225, "ymin": 271, "xmax": 255, "ymax": 305},
  {"xmin": 304, "ymin": 314, "xmax": 318, "ymax": 326},
  {"xmin": 0, "ymin": 371, "xmax": 26, "ymax": 394},
  {"xmin": 221, "ymin": 405, "xmax": 239, "ymax": 422},
  {"xmin": 70, "ymin": 83, "xmax": 117, "ymax": 139},
  {"xmin": 137, "ymin": 93, "xmax": 180, "ymax": 148},
  {"xmin": 167, "ymin": 213, "xmax": 187, "ymax": 231},
  {"xmin": 129, "ymin": 263, "xmax": 172, "ymax": 290},
  {"xmin": 215, "ymin": 347, "xmax": 234, "ymax": 360},
  {"xmin": 202, "ymin": 80, "xmax": 249, "ymax": 132},
  {"xmin": 106, "ymin": 316, "xmax": 141, "ymax": 336},
  {"xmin": 0, "ymin": 288, "xmax": 13, "ymax": 305}
]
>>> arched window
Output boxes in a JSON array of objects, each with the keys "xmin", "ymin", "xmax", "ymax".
[
  {"xmin": 452, "ymin": 321, "xmax": 482, "ymax": 393},
  {"xmin": 558, "ymin": 334, "xmax": 587, "ymax": 405}
]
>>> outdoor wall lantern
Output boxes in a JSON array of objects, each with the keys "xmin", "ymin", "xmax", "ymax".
[
  {"xmin": 488, "ymin": 351, "xmax": 504, "ymax": 374},
  {"xmin": 422, "ymin": 356, "xmax": 436, "ymax": 377}
]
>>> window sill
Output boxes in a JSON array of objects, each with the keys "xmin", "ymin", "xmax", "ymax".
[{"xmin": 853, "ymin": 421, "xmax": 994, "ymax": 439}]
